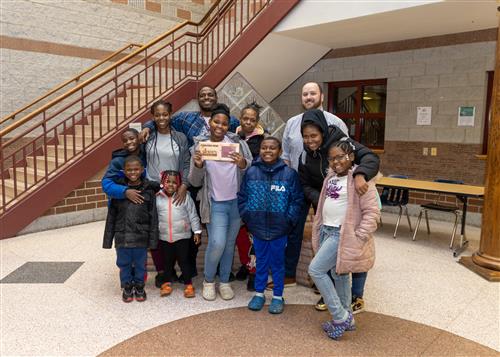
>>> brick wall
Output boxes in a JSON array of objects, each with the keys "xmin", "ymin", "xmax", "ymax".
[
  {"xmin": 0, "ymin": 0, "xmax": 210, "ymax": 118},
  {"xmin": 271, "ymin": 41, "xmax": 495, "ymax": 146},
  {"xmin": 109, "ymin": 0, "xmax": 212, "ymax": 22},
  {"xmin": 41, "ymin": 168, "xmax": 108, "ymax": 217}
]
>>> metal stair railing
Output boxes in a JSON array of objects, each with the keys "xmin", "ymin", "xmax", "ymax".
[{"xmin": 0, "ymin": 0, "xmax": 272, "ymax": 212}]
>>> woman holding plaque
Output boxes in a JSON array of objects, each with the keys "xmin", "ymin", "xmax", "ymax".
[{"xmin": 189, "ymin": 103, "xmax": 253, "ymax": 301}]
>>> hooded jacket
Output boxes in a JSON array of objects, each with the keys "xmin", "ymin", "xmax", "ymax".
[
  {"xmin": 156, "ymin": 191, "xmax": 202, "ymax": 243},
  {"xmin": 238, "ymin": 157, "xmax": 304, "ymax": 240},
  {"xmin": 101, "ymin": 146, "xmax": 147, "ymax": 199},
  {"xmin": 236, "ymin": 124, "xmax": 266, "ymax": 159},
  {"xmin": 103, "ymin": 178, "xmax": 160, "ymax": 249},
  {"xmin": 298, "ymin": 109, "xmax": 380, "ymax": 210},
  {"xmin": 311, "ymin": 167, "xmax": 380, "ymax": 274},
  {"xmin": 188, "ymin": 132, "xmax": 253, "ymax": 223}
]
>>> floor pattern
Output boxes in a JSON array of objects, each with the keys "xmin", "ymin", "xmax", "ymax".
[{"xmin": 100, "ymin": 305, "xmax": 498, "ymax": 356}]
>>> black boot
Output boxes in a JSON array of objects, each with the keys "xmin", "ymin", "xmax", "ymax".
[
  {"xmin": 236, "ymin": 265, "xmax": 249, "ymax": 281},
  {"xmin": 134, "ymin": 282, "xmax": 147, "ymax": 302},
  {"xmin": 122, "ymin": 283, "xmax": 134, "ymax": 303},
  {"xmin": 155, "ymin": 273, "xmax": 165, "ymax": 288},
  {"xmin": 246, "ymin": 273, "xmax": 255, "ymax": 292}
]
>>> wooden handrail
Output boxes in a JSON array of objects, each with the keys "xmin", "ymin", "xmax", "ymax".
[
  {"xmin": 0, "ymin": 43, "xmax": 142, "ymax": 126},
  {"xmin": 0, "ymin": 0, "xmax": 227, "ymax": 138}
]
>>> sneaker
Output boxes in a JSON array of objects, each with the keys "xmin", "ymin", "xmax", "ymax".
[
  {"xmin": 351, "ymin": 297, "xmax": 365, "ymax": 314},
  {"xmin": 268, "ymin": 297, "xmax": 285, "ymax": 314},
  {"xmin": 246, "ymin": 274, "xmax": 255, "ymax": 292},
  {"xmin": 202, "ymin": 280, "xmax": 216, "ymax": 301},
  {"xmin": 219, "ymin": 282, "xmax": 235, "ymax": 300},
  {"xmin": 184, "ymin": 284, "xmax": 195, "ymax": 298},
  {"xmin": 322, "ymin": 316, "xmax": 356, "ymax": 332},
  {"xmin": 247, "ymin": 295, "xmax": 265, "ymax": 311},
  {"xmin": 134, "ymin": 282, "xmax": 147, "ymax": 302},
  {"xmin": 160, "ymin": 282, "xmax": 173, "ymax": 297},
  {"xmin": 154, "ymin": 273, "xmax": 165, "ymax": 288},
  {"xmin": 315, "ymin": 297, "xmax": 328, "ymax": 311},
  {"xmin": 122, "ymin": 283, "xmax": 134, "ymax": 303},
  {"xmin": 323, "ymin": 312, "xmax": 354, "ymax": 340},
  {"xmin": 236, "ymin": 265, "xmax": 249, "ymax": 281},
  {"xmin": 266, "ymin": 277, "xmax": 296, "ymax": 290}
]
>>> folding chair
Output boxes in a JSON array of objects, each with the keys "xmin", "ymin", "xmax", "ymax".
[
  {"xmin": 412, "ymin": 179, "xmax": 463, "ymax": 249},
  {"xmin": 380, "ymin": 175, "xmax": 412, "ymax": 238}
]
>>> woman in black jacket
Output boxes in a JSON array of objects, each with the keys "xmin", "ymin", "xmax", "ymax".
[{"xmin": 298, "ymin": 109, "xmax": 380, "ymax": 211}]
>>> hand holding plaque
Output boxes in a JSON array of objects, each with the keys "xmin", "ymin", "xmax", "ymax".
[{"xmin": 198, "ymin": 142, "xmax": 240, "ymax": 162}]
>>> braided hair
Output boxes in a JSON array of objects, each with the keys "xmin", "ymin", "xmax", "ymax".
[
  {"xmin": 328, "ymin": 139, "xmax": 355, "ymax": 155},
  {"xmin": 147, "ymin": 100, "xmax": 177, "ymax": 172},
  {"xmin": 159, "ymin": 170, "xmax": 181, "ymax": 189}
]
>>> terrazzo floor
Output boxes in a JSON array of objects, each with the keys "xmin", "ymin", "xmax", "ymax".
[{"xmin": 1, "ymin": 212, "xmax": 499, "ymax": 356}]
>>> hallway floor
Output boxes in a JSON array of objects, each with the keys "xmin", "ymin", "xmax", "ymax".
[{"xmin": 1, "ymin": 212, "xmax": 498, "ymax": 356}]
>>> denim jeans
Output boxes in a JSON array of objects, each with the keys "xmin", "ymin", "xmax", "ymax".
[
  {"xmin": 308, "ymin": 225, "xmax": 351, "ymax": 321},
  {"xmin": 205, "ymin": 198, "xmax": 241, "ymax": 283},
  {"xmin": 352, "ymin": 272, "xmax": 367, "ymax": 299},
  {"xmin": 116, "ymin": 247, "xmax": 147, "ymax": 287},
  {"xmin": 285, "ymin": 201, "xmax": 309, "ymax": 278}
]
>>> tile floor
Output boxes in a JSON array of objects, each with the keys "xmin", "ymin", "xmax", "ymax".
[{"xmin": 1, "ymin": 212, "xmax": 499, "ymax": 356}]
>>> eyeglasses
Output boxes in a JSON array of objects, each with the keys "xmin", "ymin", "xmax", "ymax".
[{"xmin": 327, "ymin": 154, "xmax": 349, "ymax": 162}]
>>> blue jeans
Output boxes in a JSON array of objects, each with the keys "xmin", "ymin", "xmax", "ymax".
[
  {"xmin": 308, "ymin": 226, "xmax": 351, "ymax": 321},
  {"xmin": 205, "ymin": 198, "xmax": 241, "ymax": 283},
  {"xmin": 116, "ymin": 247, "xmax": 147, "ymax": 287},
  {"xmin": 352, "ymin": 272, "xmax": 367, "ymax": 299},
  {"xmin": 285, "ymin": 201, "xmax": 309, "ymax": 278},
  {"xmin": 253, "ymin": 236, "xmax": 287, "ymax": 297}
]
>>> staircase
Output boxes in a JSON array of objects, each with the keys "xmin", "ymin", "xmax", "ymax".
[{"xmin": 0, "ymin": 0, "xmax": 300, "ymax": 238}]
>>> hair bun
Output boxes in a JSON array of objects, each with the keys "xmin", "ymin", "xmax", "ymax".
[{"xmin": 211, "ymin": 103, "xmax": 230, "ymax": 118}]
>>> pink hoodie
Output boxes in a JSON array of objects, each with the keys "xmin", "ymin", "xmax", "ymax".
[{"xmin": 311, "ymin": 167, "xmax": 380, "ymax": 274}]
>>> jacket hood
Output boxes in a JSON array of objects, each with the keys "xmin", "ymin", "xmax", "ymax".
[
  {"xmin": 253, "ymin": 157, "xmax": 287, "ymax": 173},
  {"xmin": 301, "ymin": 110, "xmax": 348, "ymax": 156}
]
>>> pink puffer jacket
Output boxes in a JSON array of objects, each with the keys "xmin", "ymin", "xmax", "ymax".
[{"xmin": 311, "ymin": 167, "xmax": 380, "ymax": 274}]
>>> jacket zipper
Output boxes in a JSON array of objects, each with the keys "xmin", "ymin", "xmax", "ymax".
[{"xmin": 168, "ymin": 196, "xmax": 173, "ymax": 242}]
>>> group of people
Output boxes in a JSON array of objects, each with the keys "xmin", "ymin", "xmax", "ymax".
[{"xmin": 102, "ymin": 82, "xmax": 381, "ymax": 341}]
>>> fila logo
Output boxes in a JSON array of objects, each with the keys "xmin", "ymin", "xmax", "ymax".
[{"xmin": 271, "ymin": 185, "xmax": 286, "ymax": 192}]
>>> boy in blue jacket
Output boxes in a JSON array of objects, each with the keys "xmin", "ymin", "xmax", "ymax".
[{"xmin": 238, "ymin": 137, "xmax": 303, "ymax": 314}]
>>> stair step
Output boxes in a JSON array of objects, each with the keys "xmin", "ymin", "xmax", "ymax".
[
  {"xmin": 58, "ymin": 134, "xmax": 94, "ymax": 147},
  {"xmin": 26, "ymin": 155, "xmax": 66, "ymax": 171},
  {"xmin": 8, "ymin": 167, "xmax": 46, "ymax": 185},
  {"xmin": 45, "ymin": 144, "xmax": 81, "ymax": 158},
  {"xmin": 74, "ymin": 124, "xmax": 114, "ymax": 137},
  {"xmin": 88, "ymin": 116, "xmax": 119, "ymax": 128},
  {"xmin": 1, "ymin": 179, "xmax": 23, "ymax": 198}
]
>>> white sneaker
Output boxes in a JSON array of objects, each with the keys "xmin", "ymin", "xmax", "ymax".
[
  {"xmin": 202, "ymin": 280, "xmax": 216, "ymax": 301},
  {"xmin": 219, "ymin": 282, "xmax": 234, "ymax": 300}
]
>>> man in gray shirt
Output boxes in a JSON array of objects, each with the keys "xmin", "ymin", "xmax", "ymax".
[{"xmin": 276, "ymin": 82, "xmax": 348, "ymax": 290}]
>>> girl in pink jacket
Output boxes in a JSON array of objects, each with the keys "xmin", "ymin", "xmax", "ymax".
[{"xmin": 308, "ymin": 140, "xmax": 380, "ymax": 340}]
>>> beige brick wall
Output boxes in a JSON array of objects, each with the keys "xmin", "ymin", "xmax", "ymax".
[{"xmin": 0, "ymin": 0, "xmax": 210, "ymax": 118}]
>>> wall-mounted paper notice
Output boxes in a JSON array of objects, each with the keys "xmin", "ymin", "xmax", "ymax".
[
  {"xmin": 199, "ymin": 142, "xmax": 239, "ymax": 162},
  {"xmin": 458, "ymin": 106, "xmax": 475, "ymax": 127},
  {"xmin": 416, "ymin": 107, "xmax": 432, "ymax": 125}
]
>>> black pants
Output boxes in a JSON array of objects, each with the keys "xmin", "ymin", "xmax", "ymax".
[
  {"xmin": 188, "ymin": 185, "xmax": 202, "ymax": 276},
  {"xmin": 160, "ymin": 240, "xmax": 192, "ymax": 284}
]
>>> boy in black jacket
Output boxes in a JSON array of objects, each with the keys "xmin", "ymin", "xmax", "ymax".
[{"xmin": 103, "ymin": 155, "xmax": 160, "ymax": 302}]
